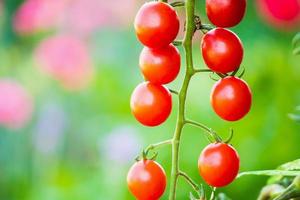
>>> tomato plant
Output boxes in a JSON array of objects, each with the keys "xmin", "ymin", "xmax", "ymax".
[
  {"xmin": 211, "ymin": 76, "xmax": 252, "ymax": 121},
  {"xmin": 126, "ymin": 0, "xmax": 300, "ymax": 199},
  {"xmin": 134, "ymin": 2, "xmax": 180, "ymax": 48},
  {"xmin": 201, "ymin": 28, "xmax": 244, "ymax": 74},
  {"xmin": 198, "ymin": 143, "xmax": 240, "ymax": 187},
  {"xmin": 206, "ymin": 0, "xmax": 246, "ymax": 27},
  {"xmin": 127, "ymin": 159, "xmax": 167, "ymax": 200},
  {"xmin": 139, "ymin": 44, "xmax": 181, "ymax": 84},
  {"xmin": 130, "ymin": 82, "xmax": 172, "ymax": 127}
]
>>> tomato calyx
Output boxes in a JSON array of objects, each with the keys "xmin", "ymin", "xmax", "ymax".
[
  {"xmin": 224, "ymin": 128, "xmax": 234, "ymax": 144},
  {"xmin": 135, "ymin": 148, "xmax": 158, "ymax": 162},
  {"xmin": 170, "ymin": 1, "xmax": 185, "ymax": 8},
  {"xmin": 208, "ymin": 67, "xmax": 245, "ymax": 82}
]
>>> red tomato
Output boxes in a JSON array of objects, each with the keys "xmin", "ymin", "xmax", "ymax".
[
  {"xmin": 134, "ymin": 2, "xmax": 180, "ymax": 48},
  {"xmin": 139, "ymin": 44, "xmax": 181, "ymax": 84},
  {"xmin": 206, "ymin": 0, "xmax": 246, "ymax": 27},
  {"xmin": 130, "ymin": 82, "xmax": 172, "ymax": 126},
  {"xmin": 198, "ymin": 143, "xmax": 240, "ymax": 187},
  {"xmin": 201, "ymin": 28, "xmax": 243, "ymax": 74},
  {"xmin": 211, "ymin": 76, "xmax": 252, "ymax": 121},
  {"xmin": 127, "ymin": 159, "xmax": 167, "ymax": 200},
  {"xmin": 256, "ymin": 0, "xmax": 300, "ymax": 30}
]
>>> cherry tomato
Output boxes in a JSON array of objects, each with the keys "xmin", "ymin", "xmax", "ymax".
[
  {"xmin": 206, "ymin": 0, "xmax": 246, "ymax": 27},
  {"xmin": 201, "ymin": 28, "xmax": 243, "ymax": 74},
  {"xmin": 139, "ymin": 44, "xmax": 180, "ymax": 84},
  {"xmin": 256, "ymin": 0, "xmax": 300, "ymax": 30},
  {"xmin": 134, "ymin": 2, "xmax": 180, "ymax": 48},
  {"xmin": 211, "ymin": 76, "xmax": 252, "ymax": 121},
  {"xmin": 130, "ymin": 82, "xmax": 172, "ymax": 126},
  {"xmin": 198, "ymin": 143, "xmax": 240, "ymax": 187},
  {"xmin": 127, "ymin": 159, "xmax": 167, "ymax": 200}
]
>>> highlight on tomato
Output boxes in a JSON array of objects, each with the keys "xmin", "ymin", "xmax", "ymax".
[
  {"xmin": 134, "ymin": 1, "xmax": 180, "ymax": 48},
  {"xmin": 201, "ymin": 28, "xmax": 244, "ymax": 74},
  {"xmin": 210, "ymin": 76, "xmax": 252, "ymax": 121},
  {"xmin": 130, "ymin": 82, "xmax": 172, "ymax": 127},
  {"xmin": 206, "ymin": 0, "xmax": 246, "ymax": 27},
  {"xmin": 198, "ymin": 142, "xmax": 240, "ymax": 187},
  {"xmin": 127, "ymin": 159, "xmax": 167, "ymax": 200},
  {"xmin": 139, "ymin": 44, "xmax": 181, "ymax": 84}
]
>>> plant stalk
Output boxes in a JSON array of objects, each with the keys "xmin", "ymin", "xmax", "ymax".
[{"xmin": 168, "ymin": 0, "xmax": 195, "ymax": 199}]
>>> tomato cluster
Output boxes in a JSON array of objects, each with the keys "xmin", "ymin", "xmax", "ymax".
[
  {"xmin": 203, "ymin": 0, "xmax": 252, "ymax": 121},
  {"xmin": 128, "ymin": 0, "xmax": 249, "ymax": 199},
  {"xmin": 131, "ymin": 2, "xmax": 180, "ymax": 127}
]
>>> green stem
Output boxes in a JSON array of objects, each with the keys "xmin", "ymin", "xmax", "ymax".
[
  {"xmin": 178, "ymin": 171, "xmax": 201, "ymax": 197},
  {"xmin": 210, "ymin": 187, "xmax": 216, "ymax": 200},
  {"xmin": 144, "ymin": 139, "xmax": 173, "ymax": 154},
  {"xmin": 193, "ymin": 69, "xmax": 212, "ymax": 74},
  {"xmin": 185, "ymin": 119, "xmax": 222, "ymax": 142},
  {"xmin": 168, "ymin": 0, "xmax": 195, "ymax": 199}
]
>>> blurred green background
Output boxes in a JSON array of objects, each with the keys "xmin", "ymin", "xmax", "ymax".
[{"xmin": 0, "ymin": 0, "xmax": 299, "ymax": 199}]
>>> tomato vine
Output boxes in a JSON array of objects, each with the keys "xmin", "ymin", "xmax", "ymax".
[{"xmin": 127, "ymin": 0, "xmax": 300, "ymax": 199}]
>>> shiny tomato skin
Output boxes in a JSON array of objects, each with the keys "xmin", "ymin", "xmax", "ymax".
[
  {"xmin": 202, "ymin": 28, "xmax": 243, "ymax": 74},
  {"xmin": 211, "ymin": 76, "xmax": 252, "ymax": 121},
  {"xmin": 134, "ymin": 2, "xmax": 180, "ymax": 48},
  {"xmin": 127, "ymin": 160, "xmax": 167, "ymax": 200},
  {"xmin": 139, "ymin": 44, "xmax": 181, "ymax": 84},
  {"xmin": 130, "ymin": 82, "xmax": 172, "ymax": 126},
  {"xmin": 206, "ymin": 0, "xmax": 246, "ymax": 27},
  {"xmin": 198, "ymin": 143, "xmax": 240, "ymax": 187}
]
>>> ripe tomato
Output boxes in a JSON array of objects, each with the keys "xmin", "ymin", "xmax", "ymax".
[
  {"xmin": 198, "ymin": 143, "xmax": 240, "ymax": 187},
  {"xmin": 256, "ymin": 0, "xmax": 300, "ymax": 30},
  {"xmin": 201, "ymin": 28, "xmax": 243, "ymax": 74},
  {"xmin": 139, "ymin": 44, "xmax": 180, "ymax": 84},
  {"xmin": 134, "ymin": 2, "xmax": 180, "ymax": 48},
  {"xmin": 130, "ymin": 82, "xmax": 172, "ymax": 126},
  {"xmin": 127, "ymin": 159, "xmax": 167, "ymax": 200},
  {"xmin": 211, "ymin": 76, "xmax": 252, "ymax": 121},
  {"xmin": 206, "ymin": 0, "xmax": 246, "ymax": 27}
]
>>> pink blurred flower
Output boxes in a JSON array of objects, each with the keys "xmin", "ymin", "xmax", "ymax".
[
  {"xmin": 256, "ymin": 0, "xmax": 300, "ymax": 31},
  {"xmin": 13, "ymin": 0, "xmax": 66, "ymax": 35},
  {"xmin": 60, "ymin": 0, "xmax": 138, "ymax": 37},
  {"xmin": 99, "ymin": 126, "xmax": 143, "ymax": 165},
  {"xmin": 0, "ymin": 79, "xmax": 33, "ymax": 130},
  {"xmin": 35, "ymin": 34, "xmax": 93, "ymax": 91}
]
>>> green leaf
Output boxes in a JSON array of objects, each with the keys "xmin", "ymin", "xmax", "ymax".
[
  {"xmin": 293, "ymin": 33, "xmax": 300, "ymax": 55},
  {"xmin": 215, "ymin": 193, "xmax": 232, "ymax": 200},
  {"xmin": 268, "ymin": 159, "xmax": 300, "ymax": 184},
  {"xmin": 293, "ymin": 46, "xmax": 300, "ymax": 55},
  {"xmin": 238, "ymin": 170, "xmax": 300, "ymax": 178},
  {"xmin": 278, "ymin": 159, "xmax": 300, "ymax": 171},
  {"xmin": 292, "ymin": 33, "xmax": 300, "ymax": 48},
  {"xmin": 288, "ymin": 114, "xmax": 300, "ymax": 122}
]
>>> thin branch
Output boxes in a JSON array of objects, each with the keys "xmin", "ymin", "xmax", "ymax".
[
  {"xmin": 179, "ymin": 171, "xmax": 201, "ymax": 196},
  {"xmin": 193, "ymin": 68, "xmax": 212, "ymax": 74},
  {"xmin": 184, "ymin": 119, "xmax": 222, "ymax": 142},
  {"xmin": 144, "ymin": 139, "xmax": 173, "ymax": 154}
]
